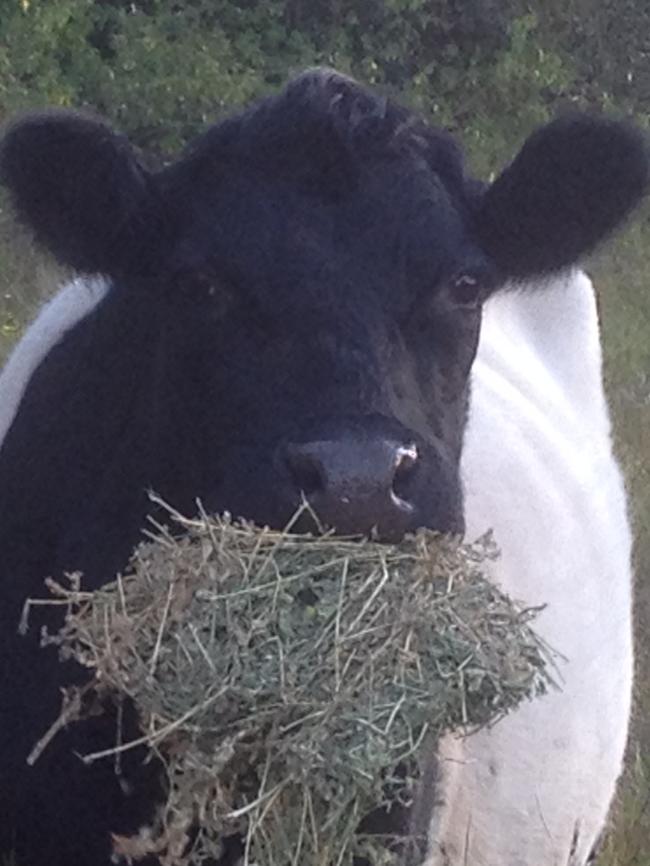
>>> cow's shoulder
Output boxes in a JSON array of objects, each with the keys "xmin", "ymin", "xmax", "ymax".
[
  {"xmin": 462, "ymin": 268, "xmax": 631, "ymax": 629},
  {"xmin": 442, "ymin": 281, "xmax": 633, "ymax": 866},
  {"xmin": 0, "ymin": 276, "xmax": 110, "ymax": 451},
  {"xmin": 474, "ymin": 269, "xmax": 608, "ymax": 434},
  {"xmin": 462, "ymin": 268, "xmax": 629, "ymax": 585}
]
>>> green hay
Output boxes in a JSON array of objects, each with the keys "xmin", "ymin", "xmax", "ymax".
[{"xmin": 26, "ymin": 502, "xmax": 552, "ymax": 866}]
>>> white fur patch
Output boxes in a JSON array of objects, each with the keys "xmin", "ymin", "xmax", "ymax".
[
  {"xmin": 426, "ymin": 270, "xmax": 633, "ymax": 865},
  {"xmin": 0, "ymin": 276, "xmax": 110, "ymax": 451}
]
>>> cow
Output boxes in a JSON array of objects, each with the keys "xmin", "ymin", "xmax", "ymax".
[{"xmin": 0, "ymin": 69, "xmax": 646, "ymax": 866}]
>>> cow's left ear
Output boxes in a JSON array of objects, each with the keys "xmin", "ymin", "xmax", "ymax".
[
  {"xmin": 476, "ymin": 114, "xmax": 649, "ymax": 280},
  {"xmin": 0, "ymin": 110, "xmax": 168, "ymax": 275}
]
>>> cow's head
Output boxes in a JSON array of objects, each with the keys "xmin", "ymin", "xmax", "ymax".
[{"xmin": 1, "ymin": 69, "xmax": 647, "ymax": 541}]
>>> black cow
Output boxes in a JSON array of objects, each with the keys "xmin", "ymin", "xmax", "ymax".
[{"xmin": 0, "ymin": 69, "xmax": 646, "ymax": 866}]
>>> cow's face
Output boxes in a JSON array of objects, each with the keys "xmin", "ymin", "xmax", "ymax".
[
  {"xmin": 153, "ymin": 91, "xmax": 492, "ymax": 538},
  {"xmin": 1, "ymin": 69, "xmax": 647, "ymax": 540}
]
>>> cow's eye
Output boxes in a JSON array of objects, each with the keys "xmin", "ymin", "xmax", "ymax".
[{"xmin": 451, "ymin": 272, "xmax": 485, "ymax": 307}]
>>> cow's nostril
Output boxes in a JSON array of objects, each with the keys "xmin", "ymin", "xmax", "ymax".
[
  {"xmin": 391, "ymin": 443, "xmax": 419, "ymax": 502},
  {"xmin": 286, "ymin": 449, "xmax": 326, "ymax": 496},
  {"xmin": 283, "ymin": 436, "xmax": 420, "ymax": 537}
]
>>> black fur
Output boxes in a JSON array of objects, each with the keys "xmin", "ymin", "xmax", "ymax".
[
  {"xmin": 0, "ymin": 110, "xmax": 170, "ymax": 275},
  {"xmin": 0, "ymin": 69, "xmax": 647, "ymax": 866},
  {"xmin": 477, "ymin": 113, "xmax": 649, "ymax": 278}
]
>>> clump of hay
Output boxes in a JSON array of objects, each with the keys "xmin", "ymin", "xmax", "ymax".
[{"xmin": 27, "ymin": 501, "xmax": 552, "ymax": 866}]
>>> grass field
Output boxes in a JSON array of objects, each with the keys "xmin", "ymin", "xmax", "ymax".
[
  {"xmin": 588, "ymin": 214, "xmax": 650, "ymax": 866},
  {"xmin": 1, "ymin": 210, "xmax": 649, "ymax": 864}
]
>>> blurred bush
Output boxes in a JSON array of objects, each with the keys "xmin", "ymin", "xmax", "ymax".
[{"xmin": 0, "ymin": 0, "xmax": 591, "ymax": 160}]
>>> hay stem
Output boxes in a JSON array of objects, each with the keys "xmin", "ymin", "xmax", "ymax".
[
  {"xmin": 344, "ymin": 559, "xmax": 391, "ymax": 635},
  {"xmin": 225, "ymin": 780, "xmax": 288, "ymax": 820},
  {"xmin": 26, "ymin": 685, "xmax": 88, "ymax": 766},
  {"xmin": 334, "ymin": 557, "xmax": 349, "ymax": 693},
  {"xmin": 81, "ymin": 685, "xmax": 229, "ymax": 764}
]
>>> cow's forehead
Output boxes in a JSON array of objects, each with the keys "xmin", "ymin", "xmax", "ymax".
[
  {"xmin": 170, "ymin": 70, "xmax": 467, "ymax": 204},
  {"xmin": 164, "ymin": 83, "xmax": 476, "ymax": 310}
]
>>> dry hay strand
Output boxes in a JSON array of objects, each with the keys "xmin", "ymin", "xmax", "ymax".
[{"xmin": 25, "ymin": 500, "xmax": 554, "ymax": 866}]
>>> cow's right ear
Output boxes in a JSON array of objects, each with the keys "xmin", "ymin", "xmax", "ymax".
[{"xmin": 0, "ymin": 110, "xmax": 167, "ymax": 275}]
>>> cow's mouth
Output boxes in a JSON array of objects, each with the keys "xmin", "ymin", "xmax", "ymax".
[{"xmin": 202, "ymin": 424, "xmax": 465, "ymax": 544}]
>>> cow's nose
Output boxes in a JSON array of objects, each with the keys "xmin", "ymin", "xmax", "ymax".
[{"xmin": 284, "ymin": 438, "xmax": 418, "ymax": 537}]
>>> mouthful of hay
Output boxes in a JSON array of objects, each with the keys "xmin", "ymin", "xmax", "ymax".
[{"xmin": 25, "ymin": 502, "xmax": 553, "ymax": 866}]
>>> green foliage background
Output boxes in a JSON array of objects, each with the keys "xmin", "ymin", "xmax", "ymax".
[{"xmin": 0, "ymin": 1, "xmax": 649, "ymax": 862}]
